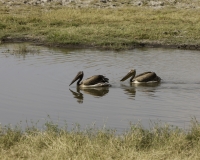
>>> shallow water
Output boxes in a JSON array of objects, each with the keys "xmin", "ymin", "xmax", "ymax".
[{"xmin": 0, "ymin": 43, "xmax": 200, "ymax": 132}]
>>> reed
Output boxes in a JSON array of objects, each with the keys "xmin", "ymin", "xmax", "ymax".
[
  {"xmin": 0, "ymin": 119, "xmax": 200, "ymax": 159},
  {"xmin": 0, "ymin": 5, "xmax": 200, "ymax": 49},
  {"xmin": 3, "ymin": 44, "xmax": 40, "ymax": 58},
  {"xmin": 13, "ymin": 44, "xmax": 31, "ymax": 54}
]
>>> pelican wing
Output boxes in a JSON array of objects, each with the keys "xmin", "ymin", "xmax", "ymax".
[
  {"xmin": 82, "ymin": 75, "xmax": 109, "ymax": 85},
  {"xmin": 134, "ymin": 72, "xmax": 157, "ymax": 82}
]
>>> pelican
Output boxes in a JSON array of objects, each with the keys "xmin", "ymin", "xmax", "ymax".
[
  {"xmin": 120, "ymin": 69, "xmax": 161, "ymax": 83},
  {"xmin": 69, "ymin": 71, "xmax": 111, "ymax": 88}
]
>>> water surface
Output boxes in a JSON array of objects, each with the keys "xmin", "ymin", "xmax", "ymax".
[{"xmin": 0, "ymin": 43, "xmax": 200, "ymax": 132}]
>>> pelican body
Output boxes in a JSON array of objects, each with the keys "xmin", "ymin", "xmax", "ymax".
[
  {"xmin": 120, "ymin": 69, "xmax": 161, "ymax": 83},
  {"xmin": 69, "ymin": 71, "xmax": 111, "ymax": 88}
]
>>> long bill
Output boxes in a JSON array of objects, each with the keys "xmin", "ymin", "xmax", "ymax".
[
  {"xmin": 69, "ymin": 72, "xmax": 83, "ymax": 86},
  {"xmin": 120, "ymin": 70, "xmax": 136, "ymax": 81}
]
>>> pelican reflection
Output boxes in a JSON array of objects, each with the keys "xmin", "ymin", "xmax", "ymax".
[
  {"xmin": 130, "ymin": 82, "xmax": 161, "ymax": 87},
  {"xmin": 133, "ymin": 82, "xmax": 161, "ymax": 97},
  {"xmin": 69, "ymin": 88, "xmax": 83, "ymax": 104},
  {"xmin": 120, "ymin": 84, "xmax": 136, "ymax": 99},
  {"xmin": 121, "ymin": 82, "xmax": 161, "ymax": 99},
  {"xmin": 78, "ymin": 87, "xmax": 109, "ymax": 97},
  {"xmin": 69, "ymin": 87, "xmax": 109, "ymax": 103}
]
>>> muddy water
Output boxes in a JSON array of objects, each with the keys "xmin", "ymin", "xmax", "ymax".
[{"xmin": 0, "ymin": 43, "xmax": 200, "ymax": 132}]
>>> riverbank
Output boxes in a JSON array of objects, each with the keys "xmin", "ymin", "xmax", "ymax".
[
  {"xmin": 1, "ymin": 1, "xmax": 200, "ymax": 50},
  {"xmin": 0, "ymin": 119, "xmax": 200, "ymax": 159}
]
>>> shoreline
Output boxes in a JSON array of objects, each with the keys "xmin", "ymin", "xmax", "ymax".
[{"xmin": 2, "ymin": 36, "xmax": 200, "ymax": 51}]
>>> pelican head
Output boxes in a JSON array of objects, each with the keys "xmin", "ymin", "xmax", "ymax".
[
  {"xmin": 120, "ymin": 69, "xmax": 136, "ymax": 81},
  {"xmin": 69, "ymin": 71, "xmax": 84, "ymax": 86}
]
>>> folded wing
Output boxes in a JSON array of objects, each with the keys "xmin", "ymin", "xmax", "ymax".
[
  {"xmin": 82, "ymin": 75, "xmax": 109, "ymax": 85},
  {"xmin": 134, "ymin": 72, "xmax": 158, "ymax": 82}
]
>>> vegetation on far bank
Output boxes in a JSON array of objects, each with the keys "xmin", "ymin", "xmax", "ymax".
[
  {"xmin": 0, "ymin": 119, "xmax": 200, "ymax": 159},
  {"xmin": 0, "ymin": 4, "xmax": 200, "ymax": 49}
]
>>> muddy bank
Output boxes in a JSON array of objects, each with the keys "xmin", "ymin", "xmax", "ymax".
[{"xmin": 2, "ymin": 36, "xmax": 200, "ymax": 51}]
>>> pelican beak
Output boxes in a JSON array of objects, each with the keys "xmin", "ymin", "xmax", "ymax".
[
  {"xmin": 120, "ymin": 70, "xmax": 136, "ymax": 81},
  {"xmin": 69, "ymin": 71, "xmax": 83, "ymax": 86}
]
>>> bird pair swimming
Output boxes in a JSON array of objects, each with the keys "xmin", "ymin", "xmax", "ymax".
[{"xmin": 69, "ymin": 69, "xmax": 161, "ymax": 88}]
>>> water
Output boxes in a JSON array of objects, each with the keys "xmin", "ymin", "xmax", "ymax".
[{"xmin": 0, "ymin": 43, "xmax": 200, "ymax": 132}]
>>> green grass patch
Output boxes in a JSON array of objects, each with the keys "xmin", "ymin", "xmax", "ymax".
[{"xmin": 1, "ymin": 5, "xmax": 200, "ymax": 49}]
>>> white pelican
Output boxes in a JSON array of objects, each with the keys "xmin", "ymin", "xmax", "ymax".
[
  {"xmin": 69, "ymin": 71, "xmax": 111, "ymax": 88},
  {"xmin": 120, "ymin": 69, "xmax": 161, "ymax": 83}
]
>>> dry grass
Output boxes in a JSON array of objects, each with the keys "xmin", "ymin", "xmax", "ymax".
[{"xmin": 0, "ymin": 119, "xmax": 200, "ymax": 159}]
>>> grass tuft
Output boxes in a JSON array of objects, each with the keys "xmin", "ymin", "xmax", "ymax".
[{"xmin": 0, "ymin": 119, "xmax": 200, "ymax": 159}]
